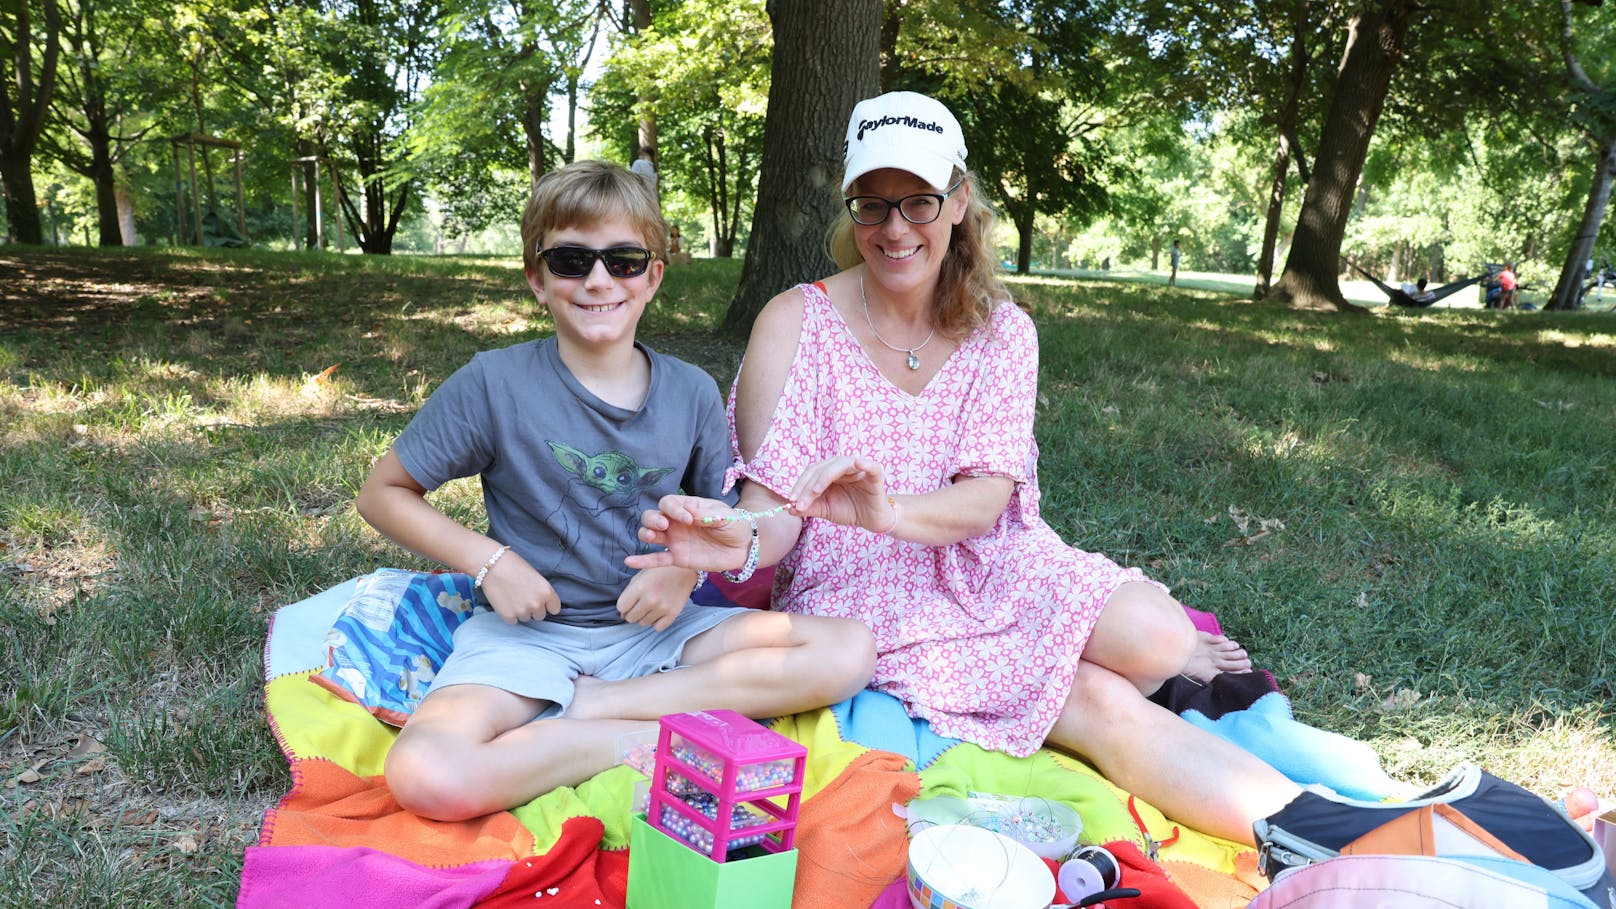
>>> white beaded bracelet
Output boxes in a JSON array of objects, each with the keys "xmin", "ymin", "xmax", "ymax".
[
  {"xmin": 720, "ymin": 513, "xmax": 760, "ymax": 583},
  {"xmin": 473, "ymin": 544, "xmax": 510, "ymax": 589},
  {"xmin": 692, "ymin": 570, "xmax": 708, "ymax": 594}
]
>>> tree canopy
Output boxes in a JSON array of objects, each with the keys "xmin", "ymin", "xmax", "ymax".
[{"xmin": 3, "ymin": 0, "xmax": 1613, "ymax": 316}]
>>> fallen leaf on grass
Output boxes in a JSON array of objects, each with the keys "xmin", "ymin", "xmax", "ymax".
[
  {"xmin": 69, "ymin": 734, "xmax": 106, "ymax": 758},
  {"xmin": 175, "ymin": 833, "xmax": 201, "ymax": 854},
  {"xmin": 1381, "ymin": 688, "xmax": 1422, "ymax": 711},
  {"xmin": 75, "ymin": 758, "xmax": 106, "ymax": 775}
]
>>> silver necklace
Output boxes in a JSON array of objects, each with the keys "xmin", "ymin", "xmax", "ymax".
[{"xmin": 860, "ymin": 273, "xmax": 935, "ymax": 370}]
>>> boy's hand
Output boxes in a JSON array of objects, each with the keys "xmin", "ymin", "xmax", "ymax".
[
  {"xmin": 480, "ymin": 550, "xmax": 562, "ymax": 624},
  {"xmin": 617, "ymin": 565, "xmax": 697, "ymax": 631},
  {"xmin": 627, "ymin": 495, "xmax": 751, "ymax": 571}
]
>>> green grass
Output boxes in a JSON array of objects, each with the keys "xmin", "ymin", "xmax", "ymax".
[{"xmin": 2, "ymin": 246, "xmax": 1614, "ymax": 902}]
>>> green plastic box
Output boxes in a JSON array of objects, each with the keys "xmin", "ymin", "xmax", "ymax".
[{"xmin": 626, "ymin": 814, "xmax": 798, "ymax": 909}]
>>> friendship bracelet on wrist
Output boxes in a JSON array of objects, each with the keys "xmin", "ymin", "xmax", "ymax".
[
  {"xmin": 873, "ymin": 496, "xmax": 900, "ymax": 535},
  {"xmin": 473, "ymin": 544, "xmax": 510, "ymax": 589},
  {"xmin": 720, "ymin": 512, "xmax": 761, "ymax": 583}
]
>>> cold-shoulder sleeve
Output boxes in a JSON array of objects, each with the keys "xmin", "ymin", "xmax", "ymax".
[
  {"xmin": 950, "ymin": 302, "xmax": 1038, "ymax": 485},
  {"xmin": 723, "ymin": 285, "xmax": 830, "ymax": 499}
]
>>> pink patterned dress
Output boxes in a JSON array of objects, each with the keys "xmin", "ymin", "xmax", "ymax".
[{"xmin": 726, "ymin": 283, "xmax": 1161, "ymax": 756}]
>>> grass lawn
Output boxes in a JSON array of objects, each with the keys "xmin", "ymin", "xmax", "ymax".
[{"xmin": 2, "ymin": 246, "xmax": 1614, "ymax": 904}]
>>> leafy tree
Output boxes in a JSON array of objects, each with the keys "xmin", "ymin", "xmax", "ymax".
[
  {"xmin": 318, "ymin": 0, "xmax": 440, "ymax": 254},
  {"xmin": 1, "ymin": 0, "xmax": 62, "ymax": 244},
  {"xmin": 599, "ymin": 0, "xmax": 769, "ymax": 257},
  {"xmin": 726, "ymin": 0, "xmax": 880, "ymax": 336},
  {"xmin": 1544, "ymin": 0, "xmax": 1616, "ymax": 310},
  {"xmin": 39, "ymin": 0, "xmax": 171, "ymax": 245},
  {"xmin": 888, "ymin": 0, "xmax": 1176, "ymax": 274},
  {"xmin": 1270, "ymin": 0, "xmax": 1419, "ymax": 312}
]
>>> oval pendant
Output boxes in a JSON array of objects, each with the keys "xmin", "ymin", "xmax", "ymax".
[{"xmin": 906, "ymin": 352, "xmax": 920, "ymax": 370}]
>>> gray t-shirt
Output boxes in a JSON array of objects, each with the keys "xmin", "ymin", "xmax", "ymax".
[{"xmin": 392, "ymin": 336, "xmax": 734, "ymax": 626}]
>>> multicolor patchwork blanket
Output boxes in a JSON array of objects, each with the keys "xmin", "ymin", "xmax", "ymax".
[{"xmin": 240, "ymin": 571, "xmax": 1409, "ymax": 909}]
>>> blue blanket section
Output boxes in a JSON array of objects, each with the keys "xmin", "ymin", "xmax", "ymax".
[
  {"xmin": 268, "ymin": 577, "xmax": 358, "ymax": 680},
  {"xmin": 830, "ymin": 689, "xmax": 961, "ymax": 770},
  {"xmin": 1182, "ymin": 691, "xmax": 1406, "ymax": 801},
  {"xmin": 316, "ymin": 569, "xmax": 478, "ymax": 721}
]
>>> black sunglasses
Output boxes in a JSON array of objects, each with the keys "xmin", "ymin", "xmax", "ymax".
[
  {"xmin": 537, "ymin": 245, "xmax": 655, "ymax": 278},
  {"xmin": 844, "ymin": 180, "xmax": 965, "ymax": 226}
]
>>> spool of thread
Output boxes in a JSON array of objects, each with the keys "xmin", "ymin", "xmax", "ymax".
[{"xmin": 1058, "ymin": 845, "xmax": 1120, "ymax": 902}]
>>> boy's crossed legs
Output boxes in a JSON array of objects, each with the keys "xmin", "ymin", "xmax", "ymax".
[{"xmin": 386, "ymin": 610, "xmax": 874, "ymax": 821}]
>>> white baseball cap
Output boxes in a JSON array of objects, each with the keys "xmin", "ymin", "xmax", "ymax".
[{"xmin": 841, "ymin": 91, "xmax": 968, "ymax": 193}]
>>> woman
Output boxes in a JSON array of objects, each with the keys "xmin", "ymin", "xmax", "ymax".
[{"xmin": 628, "ymin": 91, "xmax": 1300, "ymax": 844}]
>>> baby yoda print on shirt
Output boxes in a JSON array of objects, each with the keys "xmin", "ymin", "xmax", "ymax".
[{"xmin": 535, "ymin": 440, "xmax": 675, "ymax": 576}]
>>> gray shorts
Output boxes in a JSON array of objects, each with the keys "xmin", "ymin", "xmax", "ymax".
[{"xmin": 429, "ymin": 602, "xmax": 753, "ymax": 718}]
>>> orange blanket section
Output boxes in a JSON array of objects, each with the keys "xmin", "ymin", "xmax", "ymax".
[
  {"xmin": 262, "ymin": 756, "xmax": 536, "ymax": 865},
  {"xmin": 792, "ymin": 750, "xmax": 922, "ymax": 909}
]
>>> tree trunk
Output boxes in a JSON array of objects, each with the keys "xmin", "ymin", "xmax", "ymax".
[
  {"xmin": 1, "ymin": 0, "xmax": 63, "ymax": 244},
  {"xmin": 0, "ymin": 150, "xmax": 45, "ymax": 243},
  {"xmin": 1547, "ymin": 130, "xmax": 1616, "ymax": 310},
  {"xmin": 116, "ymin": 181, "xmax": 135, "ymax": 244},
  {"xmin": 1254, "ymin": 135, "xmax": 1293, "ymax": 300},
  {"xmin": 1015, "ymin": 209, "xmax": 1033, "ymax": 275},
  {"xmin": 630, "ymin": 0, "xmax": 656, "ymax": 159},
  {"xmin": 1255, "ymin": 9, "xmax": 1311, "ymax": 301},
  {"xmin": 87, "ymin": 116, "xmax": 121, "ymax": 246},
  {"xmin": 1270, "ymin": 0, "xmax": 1415, "ymax": 313},
  {"xmin": 725, "ymin": 0, "xmax": 881, "ymax": 337},
  {"xmin": 522, "ymin": 92, "xmax": 549, "ymax": 188}
]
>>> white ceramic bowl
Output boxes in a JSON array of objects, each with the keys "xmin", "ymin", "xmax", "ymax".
[{"xmin": 907, "ymin": 824, "xmax": 1055, "ymax": 909}]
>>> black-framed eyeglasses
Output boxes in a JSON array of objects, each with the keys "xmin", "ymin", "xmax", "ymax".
[
  {"xmin": 536, "ymin": 245, "xmax": 655, "ymax": 278},
  {"xmin": 844, "ymin": 180, "xmax": 964, "ymax": 226}
]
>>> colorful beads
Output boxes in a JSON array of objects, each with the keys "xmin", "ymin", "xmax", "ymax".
[
  {"xmin": 700, "ymin": 504, "xmax": 789, "ymax": 524},
  {"xmin": 657, "ymin": 803, "xmax": 769, "ymax": 854},
  {"xmin": 671, "ymin": 743, "xmax": 795, "ymax": 793}
]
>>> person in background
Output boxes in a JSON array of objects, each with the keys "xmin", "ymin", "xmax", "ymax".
[
  {"xmin": 630, "ymin": 147, "xmax": 658, "ymax": 195},
  {"xmin": 1169, "ymin": 239, "xmax": 1181, "ymax": 286}
]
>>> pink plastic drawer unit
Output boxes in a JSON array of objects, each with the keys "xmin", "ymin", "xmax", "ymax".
[{"xmin": 647, "ymin": 710, "xmax": 806, "ymax": 863}]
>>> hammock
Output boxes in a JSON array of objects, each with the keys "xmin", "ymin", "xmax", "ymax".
[{"xmin": 1345, "ymin": 260, "xmax": 1487, "ymax": 308}]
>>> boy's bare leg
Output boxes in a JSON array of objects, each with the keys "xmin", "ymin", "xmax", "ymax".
[
  {"xmin": 566, "ymin": 611, "xmax": 875, "ymax": 722},
  {"xmin": 385, "ymin": 683, "xmax": 654, "ymax": 822}
]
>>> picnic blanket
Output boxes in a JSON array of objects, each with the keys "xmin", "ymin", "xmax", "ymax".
[{"xmin": 240, "ymin": 571, "xmax": 1410, "ymax": 909}]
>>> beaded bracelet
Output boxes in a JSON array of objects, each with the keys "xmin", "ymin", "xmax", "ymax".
[
  {"xmin": 473, "ymin": 544, "xmax": 510, "ymax": 589},
  {"xmin": 692, "ymin": 570, "xmax": 708, "ymax": 594},
  {"xmin": 720, "ymin": 512, "xmax": 760, "ymax": 583},
  {"xmin": 700, "ymin": 503, "xmax": 788, "ymax": 524}
]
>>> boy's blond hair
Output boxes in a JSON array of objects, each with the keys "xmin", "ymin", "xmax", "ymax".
[{"xmin": 520, "ymin": 160, "xmax": 666, "ymax": 274}]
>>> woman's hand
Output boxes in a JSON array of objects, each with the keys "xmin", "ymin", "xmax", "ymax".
[
  {"xmin": 789, "ymin": 456, "xmax": 898, "ymax": 534},
  {"xmin": 626, "ymin": 495, "xmax": 752, "ymax": 572}
]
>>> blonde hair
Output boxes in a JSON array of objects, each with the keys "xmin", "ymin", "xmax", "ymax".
[
  {"xmin": 520, "ymin": 160, "xmax": 666, "ymax": 274},
  {"xmin": 828, "ymin": 169, "xmax": 1011, "ymax": 340}
]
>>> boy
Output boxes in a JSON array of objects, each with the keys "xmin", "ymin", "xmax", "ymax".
[{"xmin": 356, "ymin": 161, "xmax": 874, "ymax": 822}]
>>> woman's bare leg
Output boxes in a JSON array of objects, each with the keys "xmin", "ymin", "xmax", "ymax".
[
  {"xmin": 1045, "ymin": 661, "xmax": 1301, "ymax": 845},
  {"xmin": 1084, "ymin": 582, "xmax": 1251, "ymax": 692}
]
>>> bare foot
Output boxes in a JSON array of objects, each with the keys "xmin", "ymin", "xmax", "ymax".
[
  {"xmin": 1562, "ymin": 786, "xmax": 1600, "ymax": 833},
  {"xmin": 1182, "ymin": 632, "xmax": 1252, "ymax": 683}
]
